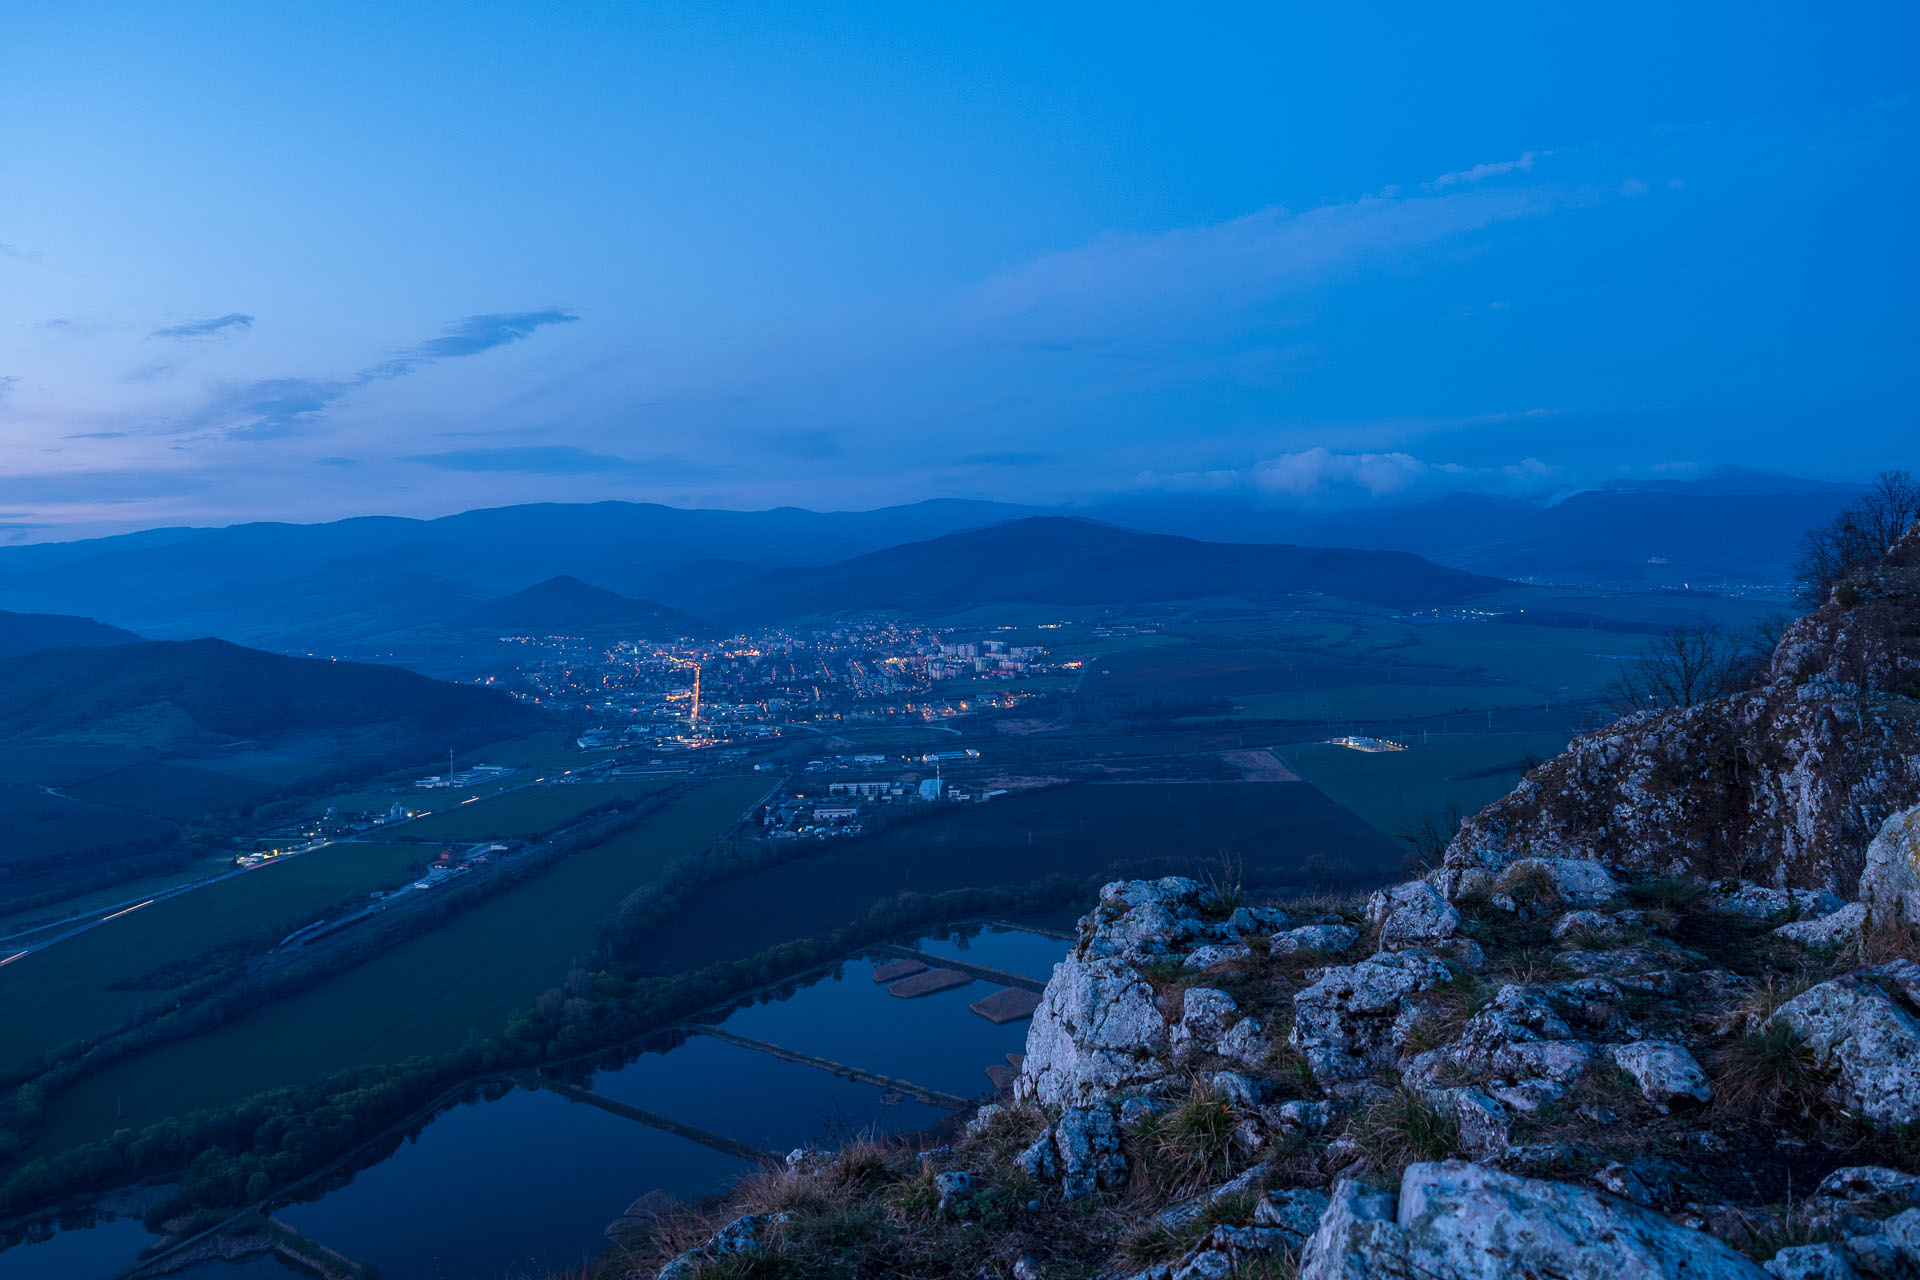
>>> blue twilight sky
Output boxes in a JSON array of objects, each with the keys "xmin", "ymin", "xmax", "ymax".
[{"xmin": 0, "ymin": 2, "xmax": 1915, "ymax": 538}]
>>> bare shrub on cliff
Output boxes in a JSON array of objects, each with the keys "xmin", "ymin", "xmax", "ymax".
[
  {"xmin": 1605, "ymin": 619, "xmax": 1743, "ymax": 713},
  {"xmin": 1795, "ymin": 469, "xmax": 1920, "ymax": 606}
]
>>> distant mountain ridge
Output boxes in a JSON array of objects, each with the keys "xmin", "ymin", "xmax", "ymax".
[
  {"xmin": 0, "ymin": 499, "xmax": 1035, "ymax": 642},
  {"xmin": 1081, "ymin": 472, "xmax": 1860, "ymax": 587},
  {"xmin": 689, "ymin": 517, "xmax": 1508, "ymax": 621},
  {"xmin": 0, "ymin": 638, "xmax": 542, "ymax": 748},
  {"xmin": 0, "ymin": 609, "xmax": 141, "ymax": 658},
  {"xmin": 0, "ymin": 474, "xmax": 1862, "ymax": 651},
  {"xmin": 461, "ymin": 576, "xmax": 704, "ymax": 638}
]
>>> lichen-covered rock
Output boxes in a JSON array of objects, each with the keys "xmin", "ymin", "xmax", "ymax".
[
  {"xmin": 1367, "ymin": 880, "xmax": 1462, "ymax": 950},
  {"xmin": 1083, "ymin": 877, "xmax": 1229, "ymax": 962},
  {"xmin": 1551, "ymin": 909, "xmax": 1628, "ymax": 942},
  {"xmin": 1171, "ymin": 988, "xmax": 1243, "ymax": 1063},
  {"xmin": 1290, "ymin": 951, "xmax": 1452, "ymax": 1082},
  {"xmin": 1210, "ymin": 1070, "xmax": 1259, "ymax": 1107},
  {"xmin": 1606, "ymin": 1040, "xmax": 1712, "ymax": 1108},
  {"xmin": 933, "ymin": 1170, "xmax": 975, "ymax": 1216},
  {"xmin": 1020, "ymin": 953, "xmax": 1169, "ymax": 1106},
  {"xmin": 1424, "ymin": 1085, "xmax": 1511, "ymax": 1157},
  {"xmin": 1227, "ymin": 905, "xmax": 1293, "ymax": 935},
  {"xmin": 1015, "ymin": 1131, "xmax": 1057, "ymax": 1181},
  {"xmin": 1406, "ymin": 983, "xmax": 1597, "ymax": 1113},
  {"xmin": 657, "ymin": 1212, "xmax": 791, "ymax": 1278},
  {"xmin": 1254, "ymin": 1188, "xmax": 1332, "ymax": 1250},
  {"xmin": 1764, "ymin": 1243, "xmax": 1860, "ymax": 1280},
  {"xmin": 1493, "ymin": 857, "xmax": 1619, "ymax": 911},
  {"xmin": 1053, "ymin": 1105, "xmax": 1126, "ymax": 1199},
  {"xmin": 1270, "ymin": 922, "xmax": 1364, "ymax": 956},
  {"xmin": 1297, "ymin": 1162, "xmax": 1768, "ymax": 1280},
  {"xmin": 1775, "ymin": 901, "xmax": 1868, "ymax": 949},
  {"xmin": 1860, "ymin": 803, "xmax": 1920, "ymax": 933},
  {"xmin": 1708, "ymin": 882, "xmax": 1847, "ymax": 921},
  {"xmin": 1184, "ymin": 942, "xmax": 1252, "ymax": 969},
  {"xmin": 1771, "ymin": 962, "xmax": 1920, "ymax": 1126}
]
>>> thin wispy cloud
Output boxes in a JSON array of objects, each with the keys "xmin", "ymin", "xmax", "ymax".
[
  {"xmin": 401, "ymin": 446, "xmax": 724, "ymax": 483},
  {"xmin": 1431, "ymin": 150, "xmax": 1546, "ymax": 188},
  {"xmin": 962, "ymin": 177, "xmax": 1578, "ymax": 340},
  {"xmin": 404, "ymin": 445, "xmax": 648, "ymax": 474},
  {"xmin": 150, "ymin": 313, "xmax": 253, "ymax": 341},
  {"xmin": 363, "ymin": 310, "xmax": 577, "ymax": 379},
  {"xmin": 1139, "ymin": 447, "xmax": 1564, "ymax": 501},
  {"xmin": 179, "ymin": 309, "xmax": 579, "ymax": 439}
]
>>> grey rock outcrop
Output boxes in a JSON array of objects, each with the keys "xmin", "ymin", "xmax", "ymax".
[
  {"xmin": 1770, "ymin": 961, "xmax": 1920, "ymax": 1126},
  {"xmin": 1019, "ymin": 952, "xmax": 1169, "ymax": 1106},
  {"xmin": 1606, "ymin": 1040, "xmax": 1712, "ymax": 1108},
  {"xmin": 1860, "ymin": 802, "xmax": 1920, "ymax": 933},
  {"xmin": 1297, "ymin": 1163, "xmax": 1768, "ymax": 1280},
  {"xmin": 1290, "ymin": 950, "xmax": 1452, "ymax": 1082},
  {"xmin": 1367, "ymin": 880, "xmax": 1461, "ymax": 950},
  {"xmin": 1439, "ymin": 528, "xmax": 1920, "ymax": 894}
]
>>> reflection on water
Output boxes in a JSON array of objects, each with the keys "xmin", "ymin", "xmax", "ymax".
[
  {"xmin": 587, "ymin": 1030, "xmax": 952, "ymax": 1148},
  {"xmin": 715, "ymin": 954, "xmax": 1031, "ymax": 1100},
  {"xmin": 274, "ymin": 1086, "xmax": 748, "ymax": 1280},
  {"xmin": 0, "ymin": 926, "xmax": 1060, "ymax": 1280},
  {"xmin": 0, "ymin": 1212, "xmax": 158, "ymax": 1280},
  {"xmin": 913, "ymin": 923, "xmax": 1073, "ymax": 982}
]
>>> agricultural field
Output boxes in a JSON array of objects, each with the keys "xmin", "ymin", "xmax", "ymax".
[
  {"xmin": 0, "ymin": 743, "xmax": 147, "ymax": 789},
  {"xmin": 393, "ymin": 777, "xmax": 680, "ymax": 842},
  {"xmin": 30, "ymin": 775, "xmax": 769, "ymax": 1154},
  {"xmin": 0, "ymin": 841, "xmax": 436, "ymax": 1068},
  {"xmin": 65, "ymin": 760, "xmax": 276, "ymax": 824},
  {"xmin": 626, "ymin": 776, "xmax": 1401, "ymax": 975},
  {"xmin": 0, "ymin": 784, "xmax": 174, "ymax": 865},
  {"xmin": 0, "ymin": 854, "xmax": 234, "ymax": 937},
  {"xmin": 1278, "ymin": 729, "xmax": 1570, "ymax": 844}
]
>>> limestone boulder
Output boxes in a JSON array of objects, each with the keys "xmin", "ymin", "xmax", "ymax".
[
  {"xmin": 1271, "ymin": 922, "xmax": 1364, "ymax": 956},
  {"xmin": 1367, "ymin": 880, "xmax": 1462, "ymax": 951},
  {"xmin": 1770, "ymin": 962, "xmax": 1920, "ymax": 1126},
  {"xmin": 1019, "ymin": 953, "xmax": 1169, "ymax": 1107},
  {"xmin": 1297, "ymin": 1163, "xmax": 1768, "ymax": 1280},
  {"xmin": 1290, "ymin": 951, "xmax": 1452, "ymax": 1082},
  {"xmin": 1859, "ymin": 803, "xmax": 1920, "ymax": 933},
  {"xmin": 1493, "ymin": 857, "xmax": 1619, "ymax": 912},
  {"xmin": 1082, "ymin": 877, "xmax": 1229, "ymax": 962},
  {"xmin": 1774, "ymin": 902, "xmax": 1868, "ymax": 949},
  {"xmin": 1606, "ymin": 1040, "xmax": 1712, "ymax": 1108},
  {"xmin": 1052, "ymin": 1104, "xmax": 1126, "ymax": 1199}
]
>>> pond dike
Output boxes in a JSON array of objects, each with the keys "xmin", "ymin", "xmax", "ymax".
[{"xmin": 123, "ymin": 1212, "xmax": 367, "ymax": 1280}]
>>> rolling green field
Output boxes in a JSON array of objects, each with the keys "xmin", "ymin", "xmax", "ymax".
[
  {"xmin": 30, "ymin": 775, "xmax": 768, "ymax": 1155},
  {"xmin": 0, "ymin": 744, "xmax": 147, "ymax": 789},
  {"xmin": 0, "ymin": 785, "xmax": 174, "ymax": 863},
  {"xmin": 66, "ymin": 760, "xmax": 275, "ymax": 824},
  {"xmin": 1278, "ymin": 729, "xmax": 1570, "ymax": 843},
  {"xmin": 393, "ymin": 777, "xmax": 679, "ymax": 842},
  {"xmin": 0, "ymin": 855, "xmax": 234, "ymax": 937},
  {"xmin": 0, "ymin": 842, "xmax": 436, "ymax": 1068}
]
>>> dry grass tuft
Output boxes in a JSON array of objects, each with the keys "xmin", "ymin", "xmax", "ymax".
[
  {"xmin": 1709, "ymin": 1020, "xmax": 1821, "ymax": 1119},
  {"xmin": 1346, "ymin": 1087, "xmax": 1460, "ymax": 1187},
  {"xmin": 1133, "ymin": 1081, "xmax": 1246, "ymax": 1197}
]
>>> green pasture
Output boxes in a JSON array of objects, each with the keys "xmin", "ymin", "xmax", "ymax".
[
  {"xmin": 29, "ymin": 775, "xmax": 768, "ymax": 1155},
  {"xmin": 66, "ymin": 761, "xmax": 275, "ymax": 824},
  {"xmin": 1278, "ymin": 729, "xmax": 1569, "ymax": 844},
  {"xmin": 0, "ymin": 786, "xmax": 174, "ymax": 863},
  {"xmin": 393, "ymin": 777, "xmax": 679, "ymax": 842},
  {"xmin": 0, "ymin": 842, "xmax": 433, "ymax": 1068}
]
